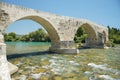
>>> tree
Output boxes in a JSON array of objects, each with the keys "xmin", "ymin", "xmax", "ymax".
[
  {"xmin": 4, "ymin": 32, "xmax": 17, "ymax": 41},
  {"xmin": 76, "ymin": 27, "xmax": 85, "ymax": 37},
  {"xmin": 107, "ymin": 26, "xmax": 120, "ymax": 44},
  {"xmin": 6, "ymin": 36, "xmax": 14, "ymax": 41},
  {"xmin": 8, "ymin": 32, "xmax": 16, "ymax": 39},
  {"xmin": 74, "ymin": 27, "xmax": 87, "ymax": 43},
  {"xmin": 4, "ymin": 28, "xmax": 51, "ymax": 42}
]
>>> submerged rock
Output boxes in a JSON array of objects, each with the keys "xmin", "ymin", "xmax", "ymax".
[
  {"xmin": 40, "ymin": 59, "xmax": 51, "ymax": 66},
  {"xmin": 88, "ymin": 63, "xmax": 120, "ymax": 74},
  {"xmin": 31, "ymin": 73, "xmax": 44, "ymax": 79},
  {"xmin": 14, "ymin": 75, "xmax": 27, "ymax": 80},
  {"xmin": 63, "ymin": 73, "xmax": 76, "ymax": 78},
  {"xmin": 81, "ymin": 77, "xmax": 89, "ymax": 80},
  {"xmin": 33, "ymin": 68, "xmax": 47, "ymax": 74},
  {"xmin": 19, "ymin": 75, "xmax": 27, "ymax": 80},
  {"xmin": 84, "ymin": 71, "xmax": 92, "ymax": 75},
  {"xmin": 99, "ymin": 75, "xmax": 115, "ymax": 80},
  {"xmin": 39, "ymin": 76, "xmax": 49, "ymax": 80},
  {"xmin": 53, "ymin": 76, "xmax": 62, "ymax": 80}
]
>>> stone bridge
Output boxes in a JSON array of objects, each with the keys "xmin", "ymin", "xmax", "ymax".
[{"xmin": 0, "ymin": 2, "xmax": 108, "ymax": 80}]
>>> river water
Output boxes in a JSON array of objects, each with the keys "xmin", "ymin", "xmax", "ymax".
[{"xmin": 6, "ymin": 42, "xmax": 120, "ymax": 80}]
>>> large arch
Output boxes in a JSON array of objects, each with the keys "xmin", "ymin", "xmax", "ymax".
[{"xmin": 4, "ymin": 15, "xmax": 60, "ymax": 42}]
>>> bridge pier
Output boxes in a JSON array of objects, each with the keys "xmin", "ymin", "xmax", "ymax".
[
  {"xmin": 0, "ymin": 43, "xmax": 11, "ymax": 80},
  {"xmin": 84, "ymin": 37, "xmax": 103, "ymax": 48},
  {"xmin": 0, "ymin": 33, "xmax": 18, "ymax": 80},
  {"xmin": 0, "ymin": 33, "xmax": 11, "ymax": 80},
  {"xmin": 50, "ymin": 41, "xmax": 79, "ymax": 54}
]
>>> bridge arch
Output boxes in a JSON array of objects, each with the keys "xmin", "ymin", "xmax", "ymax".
[
  {"xmin": 74, "ymin": 23, "xmax": 98, "ymax": 48},
  {"xmin": 4, "ymin": 15, "xmax": 60, "ymax": 42}
]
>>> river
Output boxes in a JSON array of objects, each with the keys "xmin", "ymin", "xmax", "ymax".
[
  {"xmin": 6, "ymin": 42, "xmax": 120, "ymax": 80},
  {"xmin": 6, "ymin": 42, "xmax": 50, "ymax": 55}
]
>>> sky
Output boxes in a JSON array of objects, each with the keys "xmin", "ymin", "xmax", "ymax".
[{"xmin": 1, "ymin": 0, "xmax": 120, "ymax": 34}]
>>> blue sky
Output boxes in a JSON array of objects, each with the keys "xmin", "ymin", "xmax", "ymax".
[{"xmin": 1, "ymin": 0, "xmax": 120, "ymax": 34}]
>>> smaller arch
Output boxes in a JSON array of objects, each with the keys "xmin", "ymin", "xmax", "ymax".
[{"xmin": 74, "ymin": 23, "xmax": 98, "ymax": 48}]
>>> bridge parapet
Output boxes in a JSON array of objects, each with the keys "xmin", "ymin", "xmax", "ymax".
[{"xmin": 0, "ymin": 2, "xmax": 33, "ymax": 11}]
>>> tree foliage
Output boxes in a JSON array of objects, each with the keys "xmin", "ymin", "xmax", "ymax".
[
  {"xmin": 4, "ymin": 32, "xmax": 16, "ymax": 41},
  {"xmin": 4, "ymin": 28, "xmax": 50, "ymax": 42},
  {"xmin": 4, "ymin": 26, "xmax": 120, "ymax": 44},
  {"xmin": 107, "ymin": 26, "xmax": 120, "ymax": 44},
  {"xmin": 74, "ymin": 27, "xmax": 87, "ymax": 43}
]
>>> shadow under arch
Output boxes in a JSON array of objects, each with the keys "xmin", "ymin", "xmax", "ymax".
[
  {"xmin": 5, "ymin": 15, "xmax": 60, "ymax": 42},
  {"xmin": 75, "ymin": 23, "xmax": 98, "ymax": 48}
]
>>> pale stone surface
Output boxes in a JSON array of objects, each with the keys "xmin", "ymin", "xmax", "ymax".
[
  {"xmin": 0, "ymin": 55, "xmax": 11, "ymax": 80},
  {"xmin": 0, "ymin": 43, "xmax": 11, "ymax": 80},
  {"xmin": 0, "ymin": 34, "xmax": 4, "ymax": 43},
  {"xmin": 0, "ymin": 43, "xmax": 6, "ymax": 54},
  {"xmin": 8, "ymin": 62, "xmax": 18, "ymax": 75}
]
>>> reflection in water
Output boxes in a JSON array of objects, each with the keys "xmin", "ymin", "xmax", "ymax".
[{"xmin": 6, "ymin": 42, "xmax": 120, "ymax": 80}]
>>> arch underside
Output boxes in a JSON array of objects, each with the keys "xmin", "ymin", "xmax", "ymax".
[
  {"xmin": 6, "ymin": 15, "xmax": 60, "ymax": 42},
  {"xmin": 79, "ymin": 23, "xmax": 98, "ymax": 48}
]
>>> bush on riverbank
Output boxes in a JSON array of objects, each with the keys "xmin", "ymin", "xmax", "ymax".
[
  {"xmin": 108, "ymin": 26, "xmax": 120, "ymax": 44},
  {"xmin": 4, "ymin": 28, "xmax": 50, "ymax": 42}
]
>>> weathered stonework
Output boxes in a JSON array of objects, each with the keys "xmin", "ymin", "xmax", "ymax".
[
  {"xmin": 0, "ymin": 43, "xmax": 11, "ymax": 80},
  {"xmin": 0, "ymin": 2, "xmax": 109, "ymax": 80},
  {"xmin": 50, "ymin": 41, "xmax": 77, "ymax": 54},
  {"xmin": 0, "ymin": 9, "xmax": 9, "ymax": 25},
  {"xmin": 0, "ymin": 32, "xmax": 4, "ymax": 43}
]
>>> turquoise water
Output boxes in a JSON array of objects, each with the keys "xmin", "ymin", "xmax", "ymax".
[
  {"xmin": 6, "ymin": 42, "xmax": 120, "ymax": 80},
  {"xmin": 6, "ymin": 42, "xmax": 50, "ymax": 55}
]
